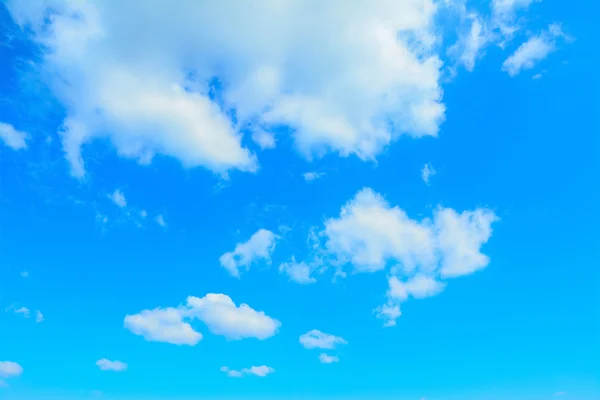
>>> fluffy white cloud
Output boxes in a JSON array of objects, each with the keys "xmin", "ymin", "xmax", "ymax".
[
  {"xmin": 502, "ymin": 24, "xmax": 568, "ymax": 76},
  {"xmin": 279, "ymin": 258, "xmax": 316, "ymax": 284},
  {"xmin": 315, "ymin": 188, "xmax": 497, "ymax": 326},
  {"xmin": 0, "ymin": 361, "xmax": 23, "ymax": 378},
  {"xmin": 124, "ymin": 307, "xmax": 202, "ymax": 346},
  {"xmin": 6, "ymin": 0, "xmax": 448, "ymax": 176},
  {"xmin": 125, "ymin": 294, "xmax": 280, "ymax": 345},
  {"xmin": 299, "ymin": 330, "xmax": 347, "ymax": 350},
  {"xmin": 109, "ymin": 189, "xmax": 127, "ymax": 208},
  {"xmin": 0, "ymin": 122, "xmax": 28, "ymax": 150},
  {"xmin": 96, "ymin": 359, "xmax": 127, "ymax": 372},
  {"xmin": 35, "ymin": 310, "xmax": 44, "ymax": 323},
  {"xmin": 421, "ymin": 163, "xmax": 436, "ymax": 185},
  {"xmin": 220, "ymin": 229, "xmax": 278, "ymax": 278},
  {"xmin": 221, "ymin": 365, "xmax": 275, "ymax": 377},
  {"xmin": 318, "ymin": 353, "xmax": 339, "ymax": 364}
]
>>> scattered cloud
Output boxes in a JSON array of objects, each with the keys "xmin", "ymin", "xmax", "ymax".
[
  {"xmin": 220, "ymin": 229, "xmax": 278, "ymax": 278},
  {"xmin": 252, "ymin": 130, "xmax": 276, "ymax": 150},
  {"xmin": 35, "ymin": 310, "xmax": 44, "ymax": 323},
  {"xmin": 13, "ymin": 307, "xmax": 30, "ymax": 318},
  {"xmin": 319, "ymin": 353, "xmax": 339, "ymax": 364},
  {"xmin": 221, "ymin": 365, "xmax": 275, "ymax": 378},
  {"xmin": 312, "ymin": 188, "xmax": 497, "ymax": 326},
  {"xmin": 96, "ymin": 359, "xmax": 127, "ymax": 372},
  {"xmin": 109, "ymin": 189, "xmax": 127, "ymax": 208},
  {"xmin": 299, "ymin": 330, "xmax": 347, "ymax": 350},
  {"xmin": 155, "ymin": 214, "xmax": 167, "ymax": 228},
  {"xmin": 125, "ymin": 293, "xmax": 280, "ymax": 345},
  {"xmin": 0, "ymin": 122, "xmax": 28, "ymax": 150},
  {"xmin": 503, "ymin": 24, "xmax": 571, "ymax": 76},
  {"xmin": 421, "ymin": 163, "xmax": 436, "ymax": 185},
  {"xmin": 303, "ymin": 172, "xmax": 325, "ymax": 182},
  {"xmin": 279, "ymin": 257, "xmax": 316, "ymax": 284},
  {"xmin": 0, "ymin": 361, "xmax": 23, "ymax": 379}
]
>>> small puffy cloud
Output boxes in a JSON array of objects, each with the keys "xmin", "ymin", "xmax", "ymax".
[
  {"xmin": 155, "ymin": 214, "xmax": 167, "ymax": 227},
  {"xmin": 219, "ymin": 229, "xmax": 278, "ymax": 278},
  {"xmin": 502, "ymin": 24, "xmax": 569, "ymax": 76},
  {"xmin": 124, "ymin": 307, "xmax": 203, "ymax": 346},
  {"xmin": 319, "ymin": 353, "xmax": 339, "ymax": 364},
  {"xmin": 242, "ymin": 365, "xmax": 275, "ymax": 377},
  {"xmin": 96, "ymin": 359, "xmax": 127, "ymax": 372},
  {"xmin": 0, "ymin": 361, "xmax": 23, "ymax": 378},
  {"xmin": 125, "ymin": 293, "xmax": 280, "ymax": 345},
  {"xmin": 221, "ymin": 365, "xmax": 275, "ymax": 378},
  {"xmin": 251, "ymin": 130, "xmax": 276, "ymax": 150},
  {"xmin": 35, "ymin": 310, "xmax": 44, "ymax": 323},
  {"xmin": 0, "ymin": 122, "xmax": 28, "ymax": 150},
  {"xmin": 421, "ymin": 163, "xmax": 435, "ymax": 185},
  {"xmin": 279, "ymin": 258, "xmax": 316, "ymax": 284},
  {"xmin": 109, "ymin": 190, "xmax": 127, "ymax": 208},
  {"xmin": 303, "ymin": 172, "xmax": 325, "ymax": 182},
  {"xmin": 299, "ymin": 330, "xmax": 347, "ymax": 350}
]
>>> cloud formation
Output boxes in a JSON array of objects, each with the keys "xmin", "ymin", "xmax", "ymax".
[
  {"xmin": 299, "ymin": 330, "xmax": 347, "ymax": 350},
  {"xmin": 220, "ymin": 229, "xmax": 278, "ymax": 278},
  {"xmin": 96, "ymin": 359, "xmax": 127, "ymax": 372},
  {"xmin": 124, "ymin": 293, "xmax": 280, "ymax": 345},
  {"xmin": 220, "ymin": 365, "xmax": 275, "ymax": 378},
  {"xmin": 0, "ymin": 122, "xmax": 28, "ymax": 150}
]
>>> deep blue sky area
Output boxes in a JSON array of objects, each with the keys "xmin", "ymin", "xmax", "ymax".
[{"xmin": 0, "ymin": 1, "xmax": 598, "ymax": 400}]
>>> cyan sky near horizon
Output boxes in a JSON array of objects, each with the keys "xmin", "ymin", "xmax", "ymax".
[{"xmin": 0, "ymin": 1, "xmax": 598, "ymax": 400}]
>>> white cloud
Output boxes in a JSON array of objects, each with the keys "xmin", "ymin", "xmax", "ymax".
[
  {"xmin": 221, "ymin": 365, "xmax": 275, "ymax": 377},
  {"xmin": 241, "ymin": 365, "xmax": 275, "ymax": 377},
  {"xmin": 492, "ymin": 0, "xmax": 536, "ymax": 16},
  {"xmin": 303, "ymin": 172, "xmax": 325, "ymax": 182},
  {"xmin": 20, "ymin": 271, "xmax": 29, "ymax": 278},
  {"xmin": 315, "ymin": 188, "xmax": 497, "ymax": 326},
  {"xmin": 299, "ymin": 330, "xmax": 347, "ymax": 350},
  {"xmin": 140, "ymin": 210, "xmax": 148, "ymax": 218},
  {"xmin": 155, "ymin": 214, "xmax": 167, "ymax": 227},
  {"xmin": 448, "ymin": 15, "xmax": 490, "ymax": 72},
  {"xmin": 252, "ymin": 130, "xmax": 276, "ymax": 150},
  {"xmin": 219, "ymin": 229, "xmax": 278, "ymax": 278},
  {"xmin": 125, "ymin": 293, "xmax": 280, "ymax": 345},
  {"xmin": 124, "ymin": 307, "xmax": 203, "ymax": 346},
  {"xmin": 95, "ymin": 359, "xmax": 127, "ymax": 372},
  {"xmin": 220, "ymin": 366, "xmax": 243, "ymax": 378},
  {"xmin": 318, "ymin": 353, "xmax": 339, "ymax": 364},
  {"xmin": 109, "ymin": 189, "xmax": 127, "ymax": 208},
  {"xmin": 6, "ymin": 0, "xmax": 446, "ymax": 176},
  {"xmin": 421, "ymin": 163, "xmax": 436, "ymax": 185},
  {"xmin": 279, "ymin": 258, "xmax": 316, "ymax": 284},
  {"xmin": 0, "ymin": 122, "xmax": 28, "ymax": 150},
  {"xmin": 0, "ymin": 361, "xmax": 23, "ymax": 378},
  {"xmin": 13, "ymin": 307, "xmax": 30, "ymax": 318},
  {"xmin": 502, "ymin": 24, "xmax": 568, "ymax": 76},
  {"xmin": 35, "ymin": 310, "xmax": 44, "ymax": 323}
]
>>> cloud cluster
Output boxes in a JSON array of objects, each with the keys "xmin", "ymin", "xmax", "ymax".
[
  {"xmin": 6, "ymin": 0, "xmax": 447, "ymax": 177},
  {"xmin": 0, "ymin": 361, "xmax": 23, "ymax": 387},
  {"xmin": 220, "ymin": 229, "xmax": 278, "ymax": 278},
  {"xmin": 9, "ymin": 306, "xmax": 44, "ymax": 323},
  {"xmin": 300, "ymin": 330, "xmax": 347, "ymax": 363},
  {"xmin": 124, "ymin": 293, "xmax": 280, "ymax": 345}
]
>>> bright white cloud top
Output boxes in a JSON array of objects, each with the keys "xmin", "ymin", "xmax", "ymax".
[
  {"xmin": 124, "ymin": 293, "xmax": 281, "ymax": 345},
  {"xmin": 299, "ymin": 330, "xmax": 347, "ymax": 350}
]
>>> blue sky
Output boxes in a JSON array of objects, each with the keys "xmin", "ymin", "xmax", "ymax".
[{"xmin": 0, "ymin": 1, "xmax": 598, "ymax": 400}]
